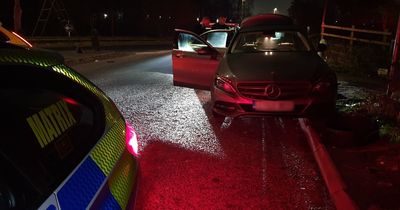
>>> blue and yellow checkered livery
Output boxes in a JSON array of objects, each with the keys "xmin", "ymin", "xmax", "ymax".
[{"xmin": 0, "ymin": 49, "xmax": 138, "ymax": 210}]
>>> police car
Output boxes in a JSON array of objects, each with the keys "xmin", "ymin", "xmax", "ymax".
[
  {"xmin": 0, "ymin": 40, "xmax": 139, "ymax": 209},
  {"xmin": 0, "ymin": 23, "xmax": 65, "ymax": 66},
  {"xmin": 0, "ymin": 22, "xmax": 33, "ymax": 48}
]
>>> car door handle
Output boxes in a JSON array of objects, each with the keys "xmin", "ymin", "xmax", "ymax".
[
  {"xmin": 211, "ymin": 52, "xmax": 220, "ymax": 60},
  {"xmin": 175, "ymin": 52, "xmax": 184, "ymax": 58}
]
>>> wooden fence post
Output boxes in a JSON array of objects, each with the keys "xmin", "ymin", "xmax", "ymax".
[
  {"xmin": 350, "ymin": 25, "xmax": 355, "ymax": 47},
  {"xmin": 320, "ymin": 0, "xmax": 328, "ymax": 40},
  {"xmin": 383, "ymin": 29, "xmax": 388, "ymax": 43},
  {"xmin": 14, "ymin": 0, "xmax": 22, "ymax": 34},
  {"xmin": 387, "ymin": 14, "xmax": 400, "ymax": 97}
]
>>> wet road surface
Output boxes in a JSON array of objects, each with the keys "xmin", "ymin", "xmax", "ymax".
[{"xmin": 74, "ymin": 51, "xmax": 334, "ymax": 209}]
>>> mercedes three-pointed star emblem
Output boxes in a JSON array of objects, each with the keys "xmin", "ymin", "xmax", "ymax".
[{"xmin": 264, "ymin": 84, "xmax": 281, "ymax": 99}]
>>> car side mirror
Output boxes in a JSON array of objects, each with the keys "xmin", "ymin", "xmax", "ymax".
[{"xmin": 317, "ymin": 43, "xmax": 327, "ymax": 52}]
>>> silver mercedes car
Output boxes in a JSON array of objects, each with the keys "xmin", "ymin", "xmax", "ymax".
[{"xmin": 173, "ymin": 14, "xmax": 337, "ymax": 118}]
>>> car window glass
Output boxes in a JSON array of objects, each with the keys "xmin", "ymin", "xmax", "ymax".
[
  {"xmin": 0, "ymin": 66, "xmax": 105, "ymax": 209},
  {"xmin": 231, "ymin": 31, "xmax": 310, "ymax": 53},
  {"xmin": 204, "ymin": 32, "xmax": 228, "ymax": 48},
  {"xmin": 178, "ymin": 33, "xmax": 207, "ymax": 52}
]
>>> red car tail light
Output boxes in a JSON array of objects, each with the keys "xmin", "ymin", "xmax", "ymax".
[{"xmin": 125, "ymin": 121, "xmax": 139, "ymax": 157}]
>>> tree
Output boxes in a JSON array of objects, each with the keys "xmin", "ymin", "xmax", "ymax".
[
  {"xmin": 13, "ymin": 0, "xmax": 22, "ymax": 33},
  {"xmin": 289, "ymin": 0, "xmax": 399, "ymax": 32},
  {"xmin": 332, "ymin": 0, "xmax": 394, "ymax": 29},
  {"xmin": 288, "ymin": 0, "xmax": 324, "ymax": 34},
  {"xmin": 199, "ymin": 0, "xmax": 254, "ymax": 22}
]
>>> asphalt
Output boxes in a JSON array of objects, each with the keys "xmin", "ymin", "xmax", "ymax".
[
  {"xmin": 60, "ymin": 49, "xmax": 395, "ymax": 209},
  {"xmin": 60, "ymin": 50, "xmax": 127, "ymax": 66},
  {"xmin": 71, "ymin": 52, "xmax": 335, "ymax": 209},
  {"xmin": 300, "ymin": 118, "xmax": 357, "ymax": 210}
]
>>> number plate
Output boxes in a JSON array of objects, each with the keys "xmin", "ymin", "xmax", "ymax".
[{"xmin": 253, "ymin": 100, "xmax": 295, "ymax": 112}]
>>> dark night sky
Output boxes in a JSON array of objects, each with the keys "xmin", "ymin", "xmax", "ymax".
[
  {"xmin": 1, "ymin": 0, "xmax": 227, "ymax": 35},
  {"xmin": 1, "ymin": 0, "xmax": 399, "ymax": 36},
  {"xmin": 253, "ymin": 0, "xmax": 292, "ymax": 15},
  {"xmin": 1, "ymin": 0, "xmax": 292, "ymax": 25}
]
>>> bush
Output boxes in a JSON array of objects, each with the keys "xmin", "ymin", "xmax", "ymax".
[
  {"xmin": 325, "ymin": 40, "xmax": 390, "ymax": 76},
  {"xmin": 337, "ymin": 95, "xmax": 400, "ymax": 143}
]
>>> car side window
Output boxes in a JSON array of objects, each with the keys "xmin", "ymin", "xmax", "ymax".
[
  {"xmin": 204, "ymin": 32, "xmax": 228, "ymax": 48},
  {"xmin": 0, "ymin": 65, "xmax": 106, "ymax": 209},
  {"xmin": 178, "ymin": 33, "xmax": 207, "ymax": 52},
  {"xmin": 231, "ymin": 31, "xmax": 310, "ymax": 53}
]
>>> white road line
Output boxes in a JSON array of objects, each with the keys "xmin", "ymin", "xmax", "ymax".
[{"xmin": 261, "ymin": 117, "xmax": 267, "ymax": 194}]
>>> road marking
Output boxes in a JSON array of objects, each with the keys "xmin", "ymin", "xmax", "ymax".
[
  {"xmin": 261, "ymin": 117, "xmax": 267, "ymax": 195},
  {"xmin": 278, "ymin": 118, "xmax": 314, "ymax": 208},
  {"xmin": 277, "ymin": 117, "xmax": 285, "ymax": 129}
]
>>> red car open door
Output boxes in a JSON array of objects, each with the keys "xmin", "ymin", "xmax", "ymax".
[{"xmin": 172, "ymin": 29, "xmax": 223, "ymax": 90}]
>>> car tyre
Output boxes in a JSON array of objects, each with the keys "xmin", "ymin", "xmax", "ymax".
[{"xmin": 212, "ymin": 110, "xmax": 225, "ymax": 124}]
